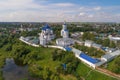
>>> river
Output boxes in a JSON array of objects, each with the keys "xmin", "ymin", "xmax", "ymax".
[{"xmin": 2, "ymin": 58, "xmax": 29, "ymax": 80}]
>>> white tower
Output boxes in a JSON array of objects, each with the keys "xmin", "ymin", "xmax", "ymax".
[
  {"xmin": 39, "ymin": 33, "xmax": 46, "ymax": 45},
  {"xmin": 20, "ymin": 24, "xmax": 24, "ymax": 31},
  {"xmin": 61, "ymin": 22, "xmax": 69, "ymax": 38}
]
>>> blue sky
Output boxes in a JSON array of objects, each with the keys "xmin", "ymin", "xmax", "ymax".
[
  {"xmin": 35, "ymin": 0, "xmax": 120, "ymax": 6},
  {"xmin": 0, "ymin": 0, "xmax": 120, "ymax": 22}
]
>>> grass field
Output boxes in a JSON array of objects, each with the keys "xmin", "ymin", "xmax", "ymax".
[{"xmin": 76, "ymin": 63, "xmax": 117, "ymax": 80}]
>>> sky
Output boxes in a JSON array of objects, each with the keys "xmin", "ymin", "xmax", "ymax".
[{"xmin": 0, "ymin": 0, "xmax": 120, "ymax": 22}]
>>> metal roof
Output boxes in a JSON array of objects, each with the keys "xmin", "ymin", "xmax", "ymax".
[
  {"xmin": 64, "ymin": 29, "xmax": 68, "ymax": 31},
  {"xmin": 92, "ymin": 43, "xmax": 102, "ymax": 48},
  {"xmin": 64, "ymin": 47, "xmax": 72, "ymax": 51},
  {"xmin": 101, "ymin": 50, "xmax": 120, "ymax": 60},
  {"xmin": 79, "ymin": 53, "xmax": 99, "ymax": 64},
  {"xmin": 85, "ymin": 40, "xmax": 93, "ymax": 44},
  {"xmin": 101, "ymin": 47, "xmax": 106, "ymax": 51}
]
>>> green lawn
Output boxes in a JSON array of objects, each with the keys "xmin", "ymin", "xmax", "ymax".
[{"xmin": 76, "ymin": 63, "xmax": 117, "ymax": 80}]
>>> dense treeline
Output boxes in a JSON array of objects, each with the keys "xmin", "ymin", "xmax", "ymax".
[
  {"xmin": 68, "ymin": 26, "xmax": 96, "ymax": 32},
  {"xmin": 20, "ymin": 30, "xmax": 41, "ymax": 37}
]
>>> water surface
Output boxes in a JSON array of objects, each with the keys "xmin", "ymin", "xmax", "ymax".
[{"xmin": 2, "ymin": 58, "xmax": 29, "ymax": 80}]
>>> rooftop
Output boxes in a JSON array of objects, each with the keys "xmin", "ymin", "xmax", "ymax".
[
  {"xmin": 79, "ymin": 53, "xmax": 99, "ymax": 64},
  {"xmin": 42, "ymin": 24, "xmax": 51, "ymax": 30},
  {"xmin": 92, "ymin": 43, "xmax": 102, "ymax": 48},
  {"xmin": 56, "ymin": 38, "xmax": 73, "ymax": 42},
  {"xmin": 101, "ymin": 50, "xmax": 120, "ymax": 60},
  {"xmin": 64, "ymin": 47, "xmax": 72, "ymax": 51},
  {"xmin": 85, "ymin": 40, "xmax": 93, "ymax": 44}
]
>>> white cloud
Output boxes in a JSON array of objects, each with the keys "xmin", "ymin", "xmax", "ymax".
[
  {"xmin": 79, "ymin": 12, "xmax": 85, "ymax": 16},
  {"xmin": 52, "ymin": 3, "xmax": 75, "ymax": 7},
  {"xmin": 88, "ymin": 14, "xmax": 94, "ymax": 18},
  {"xmin": 79, "ymin": 7, "xmax": 85, "ymax": 10},
  {"xmin": 0, "ymin": 0, "xmax": 119, "ymax": 22},
  {"xmin": 94, "ymin": 6, "xmax": 101, "ymax": 11},
  {"xmin": 0, "ymin": 0, "xmax": 47, "ymax": 11}
]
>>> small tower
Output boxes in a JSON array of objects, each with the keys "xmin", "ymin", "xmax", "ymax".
[
  {"xmin": 61, "ymin": 21, "xmax": 69, "ymax": 38},
  {"xmin": 39, "ymin": 33, "xmax": 46, "ymax": 45},
  {"xmin": 20, "ymin": 24, "xmax": 24, "ymax": 31}
]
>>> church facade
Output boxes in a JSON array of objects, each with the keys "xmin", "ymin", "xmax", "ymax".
[{"xmin": 39, "ymin": 24, "xmax": 55, "ymax": 45}]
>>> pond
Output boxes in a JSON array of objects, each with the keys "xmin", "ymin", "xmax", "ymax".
[{"xmin": 2, "ymin": 58, "xmax": 29, "ymax": 80}]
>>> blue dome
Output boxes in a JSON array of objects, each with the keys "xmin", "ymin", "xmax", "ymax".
[{"xmin": 42, "ymin": 24, "xmax": 51, "ymax": 30}]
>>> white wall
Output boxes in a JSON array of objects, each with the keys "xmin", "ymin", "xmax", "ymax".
[
  {"xmin": 47, "ymin": 45, "xmax": 66, "ymax": 51},
  {"xmin": 19, "ymin": 37, "xmax": 39, "ymax": 47},
  {"xmin": 77, "ymin": 56, "xmax": 96, "ymax": 69}
]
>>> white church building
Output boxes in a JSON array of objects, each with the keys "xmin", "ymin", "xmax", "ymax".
[
  {"xmin": 61, "ymin": 22, "xmax": 69, "ymax": 38},
  {"xmin": 39, "ymin": 24, "xmax": 55, "ymax": 45},
  {"xmin": 56, "ymin": 22, "xmax": 74, "ymax": 47}
]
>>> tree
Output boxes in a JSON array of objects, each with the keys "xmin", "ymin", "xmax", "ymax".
[
  {"xmin": 82, "ymin": 32, "xmax": 95, "ymax": 41},
  {"xmin": 12, "ymin": 45, "xmax": 30, "ymax": 59},
  {"xmin": 109, "ymin": 41, "xmax": 116, "ymax": 48},
  {"xmin": 43, "ymin": 67, "xmax": 51, "ymax": 80},
  {"xmin": 102, "ymin": 39, "xmax": 110, "ymax": 47},
  {"xmin": 4, "ymin": 44, "xmax": 12, "ymax": 51},
  {"xmin": 50, "ymin": 74, "xmax": 60, "ymax": 80},
  {"xmin": 108, "ymin": 56, "xmax": 120, "ymax": 74},
  {"xmin": 52, "ymin": 49, "xmax": 65, "ymax": 61}
]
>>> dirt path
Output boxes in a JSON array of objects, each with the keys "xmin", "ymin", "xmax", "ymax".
[{"xmin": 96, "ymin": 67, "xmax": 120, "ymax": 80}]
